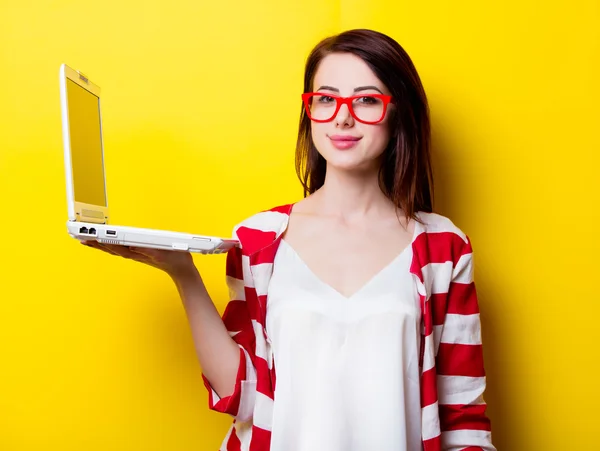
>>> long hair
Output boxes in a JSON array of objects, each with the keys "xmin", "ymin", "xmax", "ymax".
[{"xmin": 295, "ymin": 29, "xmax": 434, "ymax": 222}]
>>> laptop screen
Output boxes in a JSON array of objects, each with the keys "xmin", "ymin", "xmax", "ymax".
[{"xmin": 66, "ymin": 78, "xmax": 107, "ymax": 207}]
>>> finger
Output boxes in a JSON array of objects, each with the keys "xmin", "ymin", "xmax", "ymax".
[
  {"xmin": 81, "ymin": 241, "xmax": 115, "ymax": 255},
  {"xmin": 94, "ymin": 242, "xmax": 123, "ymax": 256},
  {"xmin": 81, "ymin": 241, "xmax": 161, "ymax": 270},
  {"xmin": 85, "ymin": 241, "xmax": 133, "ymax": 258},
  {"xmin": 128, "ymin": 246, "xmax": 165, "ymax": 261}
]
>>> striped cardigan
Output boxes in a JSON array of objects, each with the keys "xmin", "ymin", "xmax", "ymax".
[{"xmin": 202, "ymin": 203, "xmax": 495, "ymax": 451}]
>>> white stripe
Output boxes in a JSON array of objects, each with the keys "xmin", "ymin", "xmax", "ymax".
[
  {"xmin": 422, "ymin": 332, "xmax": 436, "ymax": 372},
  {"xmin": 253, "ymin": 391, "xmax": 274, "ymax": 431},
  {"xmin": 234, "ymin": 210, "xmax": 289, "ymax": 235},
  {"xmin": 417, "ymin": 213, "xmax": 468, "ymax": 242},
  {"xmin": 226, "ymin": 275, "xmax": 245, "ymax": 301},
  {"xmin": 251, "ymin": 262, "xmax": 274, "ymax": 297},
  {"xmin": 252, "ymin": 320, "xmax": 271, "ymax": 368},
  {"xmin": 210, "ymin": 387, "xmax": 221, "ymax": 405},
  {"xmin": 420, "ymin": 261, "xmax": 435, "ymax": 294},
  {"xmin": 422, "ymin": 256, "xmax": 476, "ymax": 295},
  {"xmin": 242, "ymin": 346, "xmax": 257, "ymax": 383},
  {"xmin": 430, "ymin": 261, "xmax": 453, "ymax": 294},
  {"xmin": 414, "ymin": 276, "xmax": 427, "ymax": 297},
  {"xmin": 237, "ymin": 380, "xmax": 257, "ymax": 422},
  {"xmin": 441, "ymin": 429, "xmax": 495, "ymax": 450},
  {"xmin": 234, "ymin": 420, "xmax": 253, "ymax": 451},
  {"xmin": 421, "ymin": 401, "xmax": 441, "ymax": 441},
  {"xmin": 440, "ymin": 313, "xmax": 482, "ymax": 345},
  {"xmin": 437, "ymin": 375, "xmax": 487, "ymax": 405},
  {"xmin": 452, "ymin": 252, "xmax": 474, "ymax": 284},
  {"xmin": 241, "ymin": 255, "xmax": 254, "ymax": 288}
]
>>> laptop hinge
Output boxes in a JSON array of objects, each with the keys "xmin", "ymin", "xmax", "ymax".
[{"xmin": 76, "ymin": 209, "xmax": 108, "ymax": 225}]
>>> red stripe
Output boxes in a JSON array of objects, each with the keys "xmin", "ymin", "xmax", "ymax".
[
  {"xmin": 221, "ymin": 300, "xmax": 256, "ymax": 371},
  {"xmin": 222, "ymin": 300, "xmax": 252, "ymax": 333},
  {"xmin": 226, "ymin": 424, "xmax": 242, "ymax": 451},
  {"xmin": 236, "ymin": 227, "xmax": 277, "ymax": 256},
  {"xmin": 423, "ymin": 300, "xmax": 434, "ymax": 336},
  {"xmin": 254, "ymin": 356, "xmax": 273, "ymax": 396},
  {"xmin": 422, "ymin": 433, "xmax": 441, "ymax": 451},
  {"xmin": 430, "ymin": 281, "xmax": 480, "ymax": 326},
  {"xmin": 249, "ymin": 426, "xmax": 271, "ymax": 451},
  {"xmin": 447, "ymin": 281, "xmax": 480, "ymax": 315},
  {"xmin": 430, "ymin": 293, "xmax": 448, "ymax": 326},
  {"xmin": 226, "ymin": 246, "xmax": 244, "ymax": 278},
  {"xmin": 266, "ymin": 203, "xmax": 294, "ymax": 214},
  {"xmin": 420, "ymin": 366, "xmax": 438, "ymax": 407},
  {"xmin": 412, "ymin": 231, "xmax": 472, "ymax": 269},
  {"xmin": 439, "ymin": 404, "xmax": 492, "ymax": 431},
  {"xmin": 419, "ymin": 293, "xmax": 426, "ymax": 367},
  {"xmin": 436, "ymin": 343, "xmax": 485, "ymax": 377},
  {"xmin": 243, "ymin": 287, "xmax": 261, "ymax": 322},
  {"xmin": 251, "ymin": 239, "xmax": 281, "ymax": 266}
]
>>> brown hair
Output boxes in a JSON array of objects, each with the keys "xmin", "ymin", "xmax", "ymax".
[{"xmin": 295, "ymin": 29, "xmax": 434, "ymax": 222}]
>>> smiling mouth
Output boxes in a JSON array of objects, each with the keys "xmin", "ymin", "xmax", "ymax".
[
  {"xmin": 328, "ymin": 135, "xmax": 362, "ymax": 142},
  {"xmin": 328, "ymin": 135, "xmax": 362, "ymax": 150}
]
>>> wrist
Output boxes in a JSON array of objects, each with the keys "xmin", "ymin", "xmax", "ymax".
[{"xmin": 169, "ymin": 265, "xmax": 201, "ymax": 286}]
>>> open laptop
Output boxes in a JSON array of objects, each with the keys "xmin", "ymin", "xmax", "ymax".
[{"xmin": 59, "ymin": 63, "xmax": 238, "ymax": 254}]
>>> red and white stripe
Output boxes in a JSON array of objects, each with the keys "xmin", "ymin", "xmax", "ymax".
[{"xmin": 202, "ymin": 205, "xmax": 495, "ymax": 451}]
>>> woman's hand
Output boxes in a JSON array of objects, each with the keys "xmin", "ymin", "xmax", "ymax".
[{"xmin": 80, "ymin": 240, "xmax": 196, "ymax": 279}]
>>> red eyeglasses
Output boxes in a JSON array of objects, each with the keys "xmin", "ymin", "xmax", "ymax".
[{"xmin": 302, "ymin": 92, "xmax": 394, "ymax": 124}]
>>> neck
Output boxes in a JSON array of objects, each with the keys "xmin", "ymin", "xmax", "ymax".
[{"xmin": 311, "ymin": 164, "xmax": 393, "ymax": 220}]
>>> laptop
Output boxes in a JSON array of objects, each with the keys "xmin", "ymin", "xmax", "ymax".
[{"xmin": 59, "ymin": 63, "xmax": 238, "ymax": 254}]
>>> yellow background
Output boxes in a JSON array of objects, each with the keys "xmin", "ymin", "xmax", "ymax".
[{"xmin": 1, "ymin": 0, "xmax": 598, "ymax": 450}]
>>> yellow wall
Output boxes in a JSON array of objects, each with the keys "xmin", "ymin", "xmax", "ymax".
[{"xmin": 0, "ymin": 1, "xmax": 598, "ymax": 450}]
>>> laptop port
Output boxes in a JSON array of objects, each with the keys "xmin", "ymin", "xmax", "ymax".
[
  {"xmin": 106, "ymin": 230, "xmax": 116, "ymax": 236},
  {"xmin": 89, "ymin": 228, "xmax": 97, "ymax": 235},
  {"xmin": 79, "ymin": 227, "xmax": 89, "ymax": 234}
]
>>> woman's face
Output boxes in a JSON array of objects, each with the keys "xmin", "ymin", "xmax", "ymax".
[{"xmin": 309, "ymin": 52, "xmax": 394, "ymax": 173}]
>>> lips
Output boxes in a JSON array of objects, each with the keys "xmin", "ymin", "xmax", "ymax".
[
  {"xmin": 329, "ymin": 134, "xmax": 362, "ymax": 150},
  {"xmin": 329, "ymin": 135, "xmax": 362, "ymax": 142}
]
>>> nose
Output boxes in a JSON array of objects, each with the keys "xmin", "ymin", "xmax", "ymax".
[{"xmin": 334, "ymin": 101, "xmax": 354, "ymax": 127}]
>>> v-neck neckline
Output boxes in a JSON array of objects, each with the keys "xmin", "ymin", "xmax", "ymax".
[{"xmin": 278, "ymin": 237, "xmax": 413, "ymax": 301}]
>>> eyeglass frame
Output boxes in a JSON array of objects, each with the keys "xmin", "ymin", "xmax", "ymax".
[{"xmin": 301, "ymin": 92, "xmax": 395, "ymax": 125}]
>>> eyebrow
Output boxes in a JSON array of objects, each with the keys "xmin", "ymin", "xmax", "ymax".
[{"xmin": 317, "ymin": 85, "xmax": 384, "ymax": 94}]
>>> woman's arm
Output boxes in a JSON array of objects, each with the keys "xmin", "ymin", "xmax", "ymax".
[
  {"xmin": 199, "ymin": 245, "xmax": 259, "ymax": 422},
  {"xmin": 81, "ymin": 240, "xmax": 245, "ymax": 411},
  {"xmin": 172, "ymin": 266, "xmax": 241, "ymax": 401},
  {"xmin": 436, "ymin": 236, "xmax": 496, "ymax": 451}
]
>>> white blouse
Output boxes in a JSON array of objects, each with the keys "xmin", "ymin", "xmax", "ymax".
[{"xmin": 265, "ymin": 239, "xmax": 422, "ymax": 451}]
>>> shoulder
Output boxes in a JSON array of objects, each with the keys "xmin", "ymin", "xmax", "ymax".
[
  {"xmin": 416, "ymin": 211, "xmax": 469, "ymax": 242},
  {"xmin": 231, "ymin": 203, "xmax": 293, "ymax": 254},
  {"xmin": 414, "ymin": 211, "xmax": 475, "ymax": 267}
]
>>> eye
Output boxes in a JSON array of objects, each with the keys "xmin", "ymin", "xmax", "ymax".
[
  {"xmin": 317, "ymin": 95, "xmax": 335, "ymax": 103},
  {"xmin": 357, "ymin": 96, "xmax": 379, "ymax": 104}
]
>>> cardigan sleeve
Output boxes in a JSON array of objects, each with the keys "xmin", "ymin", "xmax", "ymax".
[
  {"xmin": 201, "ymin": 244, "xmax": 258, "ymax": 422},
  {"xmin": 437, "ymin": 235, "xmax": 496, "ymax": 451}
]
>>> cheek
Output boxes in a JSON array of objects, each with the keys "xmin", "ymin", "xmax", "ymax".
[
  {"xmin": 363, "ymin": 125, "xmax": 392, "ymax": 154},
  {"xmin": 310, "ymin": 123, "xmax": 329, "ymax": 147}
]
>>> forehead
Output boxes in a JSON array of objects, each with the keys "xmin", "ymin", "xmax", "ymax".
[{"xmin": 313, "ymin": 52, "xmax": 386, "ymax": 92}]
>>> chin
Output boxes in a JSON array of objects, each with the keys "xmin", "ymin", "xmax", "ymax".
[{"xmin": 321, "ymin": 149, "xmax": 380, "ymax": 173}]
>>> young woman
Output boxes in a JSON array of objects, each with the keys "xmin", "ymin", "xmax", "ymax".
[{"xmin": 84, "ymin": 29, "xmax": 495, "ymax": 451}]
